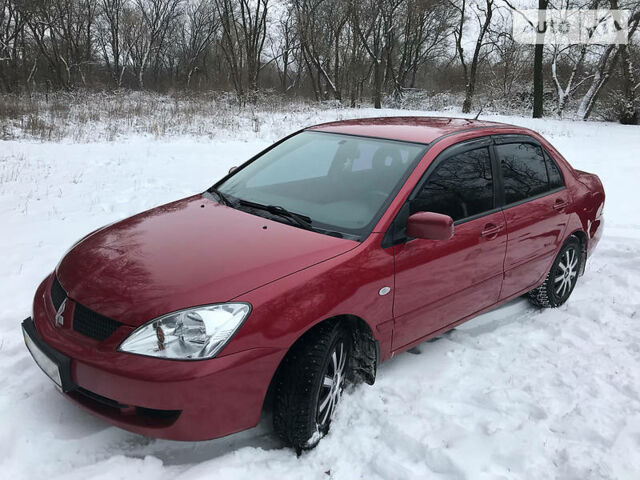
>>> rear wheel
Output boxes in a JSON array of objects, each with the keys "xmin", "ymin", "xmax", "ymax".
[
  {"xmin": 528, "ymin": 236, "xmax": 582, "ymax": 308},
  {"xmin": 273, "ymin": 322, "xmax": 350, "ymax": 451}
]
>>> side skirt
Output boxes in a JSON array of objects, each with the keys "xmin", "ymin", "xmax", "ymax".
[{"xmin": 389, "ymin": 282, "xmax": 548, "ymax": 358}]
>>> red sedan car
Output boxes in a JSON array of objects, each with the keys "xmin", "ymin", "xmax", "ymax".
[{"xmin": 23, "ymin": 117, "xmax": 604, "ymax": 451}]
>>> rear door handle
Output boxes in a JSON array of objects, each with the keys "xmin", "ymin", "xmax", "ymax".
[
  {"xmin": 481, "ymin": 223, "xmax": 503, "ymax": 238},
  {"xmin": 553, "ymin": 199, "xmax": 569, "ymax": 211}
]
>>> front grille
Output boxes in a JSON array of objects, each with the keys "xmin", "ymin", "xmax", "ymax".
[
  {"xmin": 51, "ymin": 274, "xmax": 122, "ymax": 341},
  {"xmin": 73, "ymin": 302, "xmax": 122, "ymax": 341},
  {"xmin": 51, "ymin": 275, "xmax": 66, "ymax": 311}
]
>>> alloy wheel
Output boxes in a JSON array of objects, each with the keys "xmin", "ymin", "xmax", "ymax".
[
  {"xmin": 316, "ymin": 340, "xmax": 347, "ymax": 429},
  {"xmin": 554, "ymin": 246, "xmax": 578, "ymax": 299}
]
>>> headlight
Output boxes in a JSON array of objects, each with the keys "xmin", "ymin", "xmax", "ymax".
[{"xmin": 118, "ymin": 303, "xmax": 251, "ymax": 360}]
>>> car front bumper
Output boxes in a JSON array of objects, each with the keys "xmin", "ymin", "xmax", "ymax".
[{"xmin": 26, "ymin": 273, "xmax": 284, "ymax": 441}]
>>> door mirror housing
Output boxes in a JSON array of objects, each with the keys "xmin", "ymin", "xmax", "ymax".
[
  {"xmin": 228, "ymin": 166, "xmax": 238, "ymax": 174},
  {"xmin": 406, "ymin": 211, "xmax": 454, "ymax": 240}
]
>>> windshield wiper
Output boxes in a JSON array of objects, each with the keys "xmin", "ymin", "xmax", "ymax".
[
  {"xmin": 238, "ymin": 200, "xmax": 313, "ymax": 231},
  {"xmin": 318, "ymin": 229, "xmax": 345, "ymax": 238},
  {"xmin": 208, "ymin": 187, "xmax": 233, "ymax": 207}
]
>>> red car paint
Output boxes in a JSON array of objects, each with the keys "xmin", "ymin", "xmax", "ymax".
[
  {"xmin": 406, "ymin": 212, "xmax": 454, "ymax": 240},
  {"xmin": 56, "ymin": 197, "xmax": 359, "ymax": 326},
  {"xmin": 27, "ymin": 117, "xmax": 605, "ymax": 441}
]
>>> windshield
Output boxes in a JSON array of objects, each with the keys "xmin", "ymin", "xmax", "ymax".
[{"xmin": 216, "ymin": 131, "xmax": 427, "ymax": 239}]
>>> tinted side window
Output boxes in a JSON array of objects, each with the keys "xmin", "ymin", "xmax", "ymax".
[
  {"xmin": 496, "ymin": 143, "xmax": 548, "ymax": 204},
  {"xmin": 544, "ymin": 151, "xmax": 564, "ymax": 189},
  {"xmin": 414, "ymin": 147, "xmax": 493, "ymax": 221}
]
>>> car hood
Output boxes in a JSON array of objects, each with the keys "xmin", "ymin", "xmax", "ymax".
[{"xmin": 57, "ymin": 195, "xmax": 358, "ymax": 326}]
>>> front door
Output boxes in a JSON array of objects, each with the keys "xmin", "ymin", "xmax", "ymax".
[{"xmin": 391, "ymin": 143, "xmax": 507, "ymax": 351}]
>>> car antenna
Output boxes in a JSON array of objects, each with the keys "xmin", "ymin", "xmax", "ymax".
[{"xmin": 474, "ymin": 103, "xmax": 485, "ymax": 120}]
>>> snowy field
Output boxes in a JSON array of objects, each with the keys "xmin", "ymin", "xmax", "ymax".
[{"xmin": 1, "ymin": 109, "xmax": 639, "ymax": 479}]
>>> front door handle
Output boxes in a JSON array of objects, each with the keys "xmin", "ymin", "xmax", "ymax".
[
  {"xmin": 553, "ymin": 199, "xmax": 569, "ymax": 211},
  {"xmin": 481, "ymin": 223, "xmax": 503, "ymax": 238}
]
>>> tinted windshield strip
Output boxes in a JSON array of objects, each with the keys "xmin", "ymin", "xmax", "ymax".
[{"xmin": 305, "ymin": 129, "xmax": 430, "ymax": 146}]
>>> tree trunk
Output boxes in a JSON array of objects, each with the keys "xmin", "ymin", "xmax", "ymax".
[
  {"xmin": 137, "ymin": 65, "xmax": 144, "ymax": 89},
  {"xmin": 457, "ymin": 0, "xmax": 493, "ymax": 114},
  {"xmin": 619, "ymin": 45, "xmax": 638, "ymax": 124},
  {"xmin": 462, "ymin": 84, "xmax": 474, "ymax": 113},
  {"xmin": 533, "ymin": 0, "xmax": 548, "ymax": 118},
  {"xmin": 373, "ymin": 60, "xmax": 382, "ymax": 109},
  {"xmin": 282, "ymin": 49, "xmax": 289, "ymax": 92}
]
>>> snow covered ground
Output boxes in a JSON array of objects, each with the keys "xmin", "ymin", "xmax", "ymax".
[{"xmin": 1, "ymin": 110, "xmax": 639, "ymax": 479}]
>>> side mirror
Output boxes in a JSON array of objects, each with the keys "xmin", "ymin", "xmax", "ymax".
[
  {"xmin": 406, "ymin": 211, "xmax": 454, "ymax": 240},
  {"xmin": 228, "ymin": 166, "xmax": 238, "ymax": 174}
]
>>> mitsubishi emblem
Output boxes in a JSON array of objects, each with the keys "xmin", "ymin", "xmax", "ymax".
[{"xmin": 55, "ymin": 298, "xmax": 67, "ymax": 327}]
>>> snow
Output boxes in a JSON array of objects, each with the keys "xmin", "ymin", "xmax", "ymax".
[{"xmin": 1, "ymin": 110, "xmax": 639, "ymax": 479}]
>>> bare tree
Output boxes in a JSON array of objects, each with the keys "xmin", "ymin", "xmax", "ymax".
[
  {"xmin": 533, "ymin": 0, "xmax": 548, "ymax": 118},
  {"xmin": 270, "ymin": 7, "xmax": 298, "ymax": 93},
  {"xmin": 451, "ymin": 0, "xmax": 495, "ymax": 113},
  {"xmin": 293, "ymin": 0, "xmax": 348, "ymax": 102},
  {"xmin": 486, "ymin": 29, "xmax": 528, "ymax": 103},
  {"xmin": 544, "ymin": 1, "xmax": 606, "ymax": 118},
  {"xmin": 350, "ymin": 0, "xmax": 401, "ymax": 108},
  {"xmin": 180, "ymin": 0, "xmax": 218, "ymax": 88},
  {"xmin": 575, "ymin": 2, "xmax": 640, "ymax": 120},
  {"xmin": 0, "ymin": 0, "xmax": 27, "ymax": 91},
  {"xmin": 612, "ymin": 0, "xmax": 639, "ymax": 124},
  {"xmin": 1, "ymin": 0, "xmax": 637, "ymax": 124},
  {"xmin": 19, "ymin": 0, "xmax": 98, "ymax": 90},
  {"xmin": 124, "ymin": 0, "xmax": 182, "ymax": 89},
  {"xmin": 393, "ymin": 0, "xmax": 453, "ymax": 91},
  {"xmin": 213, "ymin": 0, "xmax": 244, "ymax": 99},
  {"xmin": 503, "ymin": 0, "xmax": 548, "ymax": 118},
  {"xmin": 97, "ymin": 0, "xmax": 129, "ymax": 87},
  {"xmin": 550, "ymin": 44, "xmax": 587, "ymax": 117},
  {"xmin": 214, "ymin": 0, "xmax": 268, "ymax": 103},
  {"xmin": 239, "ymin": 0, "xmax": 269, "ymax": 99}
]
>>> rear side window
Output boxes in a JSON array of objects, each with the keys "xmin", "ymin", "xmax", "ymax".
[
  {"xmin": 544, "ymin": 151, "xmax": 564, "ymax": 189},
  {"xmin": 496, "ymin": 143, "xmax": 550, "ymax": 204},
  {"xmin": 413, "ymin": 147, "xmax": 493, "ymax": 222}
]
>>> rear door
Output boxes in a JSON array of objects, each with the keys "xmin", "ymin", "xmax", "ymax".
[
  {"xmin": 391, "ymin": 139, "xmax": 507, "ymax": 350},
  {"xmin": 493, "ymin": 136, "xmax": 570, "ymax": 299}
]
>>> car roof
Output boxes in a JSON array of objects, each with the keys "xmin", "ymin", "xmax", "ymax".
[{"xmin": 306, "ymin": 116, "xmax": 515, "ymax": 144}]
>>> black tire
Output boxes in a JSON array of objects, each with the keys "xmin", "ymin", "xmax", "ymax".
[
  {"xmin": 273, "ymin": 322, "xmax": 350, "ymax": 451},
  {"xmin": 528, "ymin": 236, "xmax": 582, "ymax": 308}
]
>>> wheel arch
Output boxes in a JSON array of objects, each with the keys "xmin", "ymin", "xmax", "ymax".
[
  {"xmin": 567, "ymin": 228, "xmax": 588, "ymax": 275},
  {"xmin": 262, "ymin": 314, "xmax": 379, "ymax": 414}
]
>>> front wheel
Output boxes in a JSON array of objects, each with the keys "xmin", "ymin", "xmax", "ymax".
[
  {"xmin": 528, "ymin": 236, "xmax": 582, "ymax": 308},
  {"xmin": 273, "ymin": 322, "xmax": 350, "ymax": 451}
]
